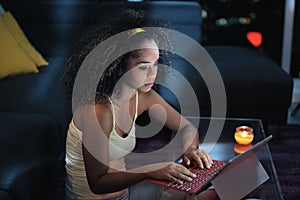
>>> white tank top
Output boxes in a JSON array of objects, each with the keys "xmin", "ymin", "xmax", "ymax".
[{"xmin": 65, "ymin": 92, "xmax": 138, "ymax": 199}]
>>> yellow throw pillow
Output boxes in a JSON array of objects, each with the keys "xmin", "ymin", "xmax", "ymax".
[
  {"xmin": 0, "ymin": 17, "xmax": 38, "ymax": 79},
  {"xmin": 1, "ymin": 11, "xmax": 48, "ymax": 67}
]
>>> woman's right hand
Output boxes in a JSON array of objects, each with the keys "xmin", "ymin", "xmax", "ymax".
[{"xmin": 146, "ymin": 162, "xmax": 196, "ymax": 185}]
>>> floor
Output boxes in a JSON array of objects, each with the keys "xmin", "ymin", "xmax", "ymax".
[
  {"xmin": 288, "ymin": 77, "xmax": 300, "ymax": 125},
  {"xmin": 288, "ymin": 104, "xmax": 300, "ymax": 125}
]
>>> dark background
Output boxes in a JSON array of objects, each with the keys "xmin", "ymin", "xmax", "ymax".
[{"xmin": 198, "ymin": 0, "xmax": 300, "ymax": 77}]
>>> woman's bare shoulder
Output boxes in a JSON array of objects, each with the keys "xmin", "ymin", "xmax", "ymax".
[
  {"xmin": 73, "ymin": 103, "xmax": 113, "ymax": 135},
  {"xmin": 140, "ymin": 89, "xmax": 164, "ymax": 103}
]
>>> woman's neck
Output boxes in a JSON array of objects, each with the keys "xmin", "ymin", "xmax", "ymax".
[{"xmin": 111, "ymin": 86, "xmax": 137, "ymax": 105}]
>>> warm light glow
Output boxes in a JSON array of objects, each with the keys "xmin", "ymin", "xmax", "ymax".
[
  {"xmin": 246, "ymin": 31, "xmax": 262, "ymax": 48},
  {"xmin": 234, "ymin": 143, "xmax": 253, "ymax": 154},
  {"xmin": 234, "ymin": 126, "xmax": 254, "ymax": 145}
]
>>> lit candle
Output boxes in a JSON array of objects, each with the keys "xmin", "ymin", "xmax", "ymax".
[{"xmin": 234, "ymin": 126, "xmax": 254, "ymax": 145}]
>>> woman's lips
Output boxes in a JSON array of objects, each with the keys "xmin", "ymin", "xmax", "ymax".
[{"xmin": 145, "ymin": 83, "xmax": 154, "ymax": 87}]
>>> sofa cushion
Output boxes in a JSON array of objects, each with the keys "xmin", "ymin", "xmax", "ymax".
[
  {"xmin": 204, "ymin": 46, "xmax": 293, "ymax": 109},
  {"xmin": 0, "ymin": 15, "xmax": 38, "ymax": 79},
  {"xmin": 1, "ymin": 11, "xmax": 48, "ymax": 67}
]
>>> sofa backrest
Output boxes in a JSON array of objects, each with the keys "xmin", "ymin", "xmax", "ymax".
[
  {"xmin": 1, "ymin": 1, "xmax": 97, "ymax": 57},
  {"xmin": 2, "ymin": 1, "xmax": 202, "ymax": 58},
  {"xmin": 96, "ymin": 1, "xmax": 202, "ymax": 42}
]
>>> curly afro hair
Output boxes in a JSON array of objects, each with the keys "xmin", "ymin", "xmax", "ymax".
[{"xmin": 63, "ymin": 9, "xmax": 172, "ymax": 108}]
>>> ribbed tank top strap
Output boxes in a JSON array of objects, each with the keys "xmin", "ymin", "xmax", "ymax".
[
  {"xmin": 134, "ymin": 91, "xmax": 138, "ymax": 119},
  {"xmin": 108, "ymin": 97, "xmax": 116, "ymax": 130},
  {"xmin": 109, "ymin": 91, "xmax": 138, "ymax": 128}
]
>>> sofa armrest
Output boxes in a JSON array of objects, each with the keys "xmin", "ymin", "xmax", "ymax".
[{"xmin": 0, "ymin": 112, "xmax": 59, "ymax": 200}]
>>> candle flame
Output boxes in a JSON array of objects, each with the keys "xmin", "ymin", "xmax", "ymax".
[{"xmin": 241, "ymin": 131, "xmax": 248, "ymax": 137}]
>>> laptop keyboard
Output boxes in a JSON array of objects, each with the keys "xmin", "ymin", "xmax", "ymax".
[{"xmin": 165, "ymin": 160, "xmax": 227, "ymax": 193}]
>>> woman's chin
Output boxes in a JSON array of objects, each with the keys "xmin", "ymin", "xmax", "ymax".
[{"xmin": 138, "ymin": 85, "xmax": 152, "ymax": 93}]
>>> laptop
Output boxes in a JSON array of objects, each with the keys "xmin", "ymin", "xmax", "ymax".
[{"xmin": 147, "ymin": 135, "xmax": 273, "ymax": 195}]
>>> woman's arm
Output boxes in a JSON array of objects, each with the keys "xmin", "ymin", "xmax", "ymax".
[
  {"xmin": 82, "ymin": 145, "xmax": 147, "ymax": 194},
  {"xmin": 139, "ymin": 90, "xmax": 213, "ymax": 168}
]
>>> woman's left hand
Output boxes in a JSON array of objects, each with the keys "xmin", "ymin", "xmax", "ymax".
[{"xmin": 182, "ymin": 147, "xmax": 213, "ymax": 169}]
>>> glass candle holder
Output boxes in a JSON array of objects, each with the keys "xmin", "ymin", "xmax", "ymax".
[
  {"xmin": 234, "ymin": 126, "xmax": 254, "ymax": 145},
  {"xmin": 234, "ymin": 143, "xmax": 253, "ymax": 154}
]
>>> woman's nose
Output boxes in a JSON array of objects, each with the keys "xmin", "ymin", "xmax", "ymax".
[{"xmin": 147, "ymin": 66, "xmax": 157, "ymax": 77}]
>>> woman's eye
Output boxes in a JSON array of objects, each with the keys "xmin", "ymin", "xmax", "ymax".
[
  {"xmin": 138, "ymin": 65, "xmax": 148, "ymax": 71},
  {"xmin": 137, "ymin": 63, "xmax": 158, "ymax": 71}
]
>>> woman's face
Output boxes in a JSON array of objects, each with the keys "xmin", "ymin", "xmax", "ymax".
[{"xmin": 125, "ymin": 39, "xmax": 159, "ymax": 93}]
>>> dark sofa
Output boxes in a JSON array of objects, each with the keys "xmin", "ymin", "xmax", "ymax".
[{"xmin": 0, "ymin": 1, "xmax": 293, "ymax": 199}]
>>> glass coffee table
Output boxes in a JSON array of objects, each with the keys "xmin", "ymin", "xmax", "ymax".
[
  {"xmin": 186, "ymin": 116, "xmax": 283, "ymax": 200},
  {"xmin": 127, "ymin": 117, "xmax": 284, "ymax": 200}
]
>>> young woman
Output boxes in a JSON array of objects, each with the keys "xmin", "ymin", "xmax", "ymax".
[{"xmin": 64, "ymin": 9, "xmax": 216, "ymax": 200}]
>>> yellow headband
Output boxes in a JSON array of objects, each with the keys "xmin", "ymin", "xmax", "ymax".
[{"xmin": 128, "ymin": 28, "xmax": 146, "ymax": 38}]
